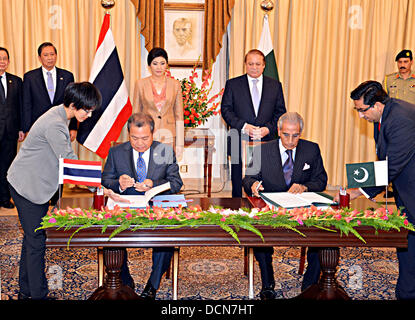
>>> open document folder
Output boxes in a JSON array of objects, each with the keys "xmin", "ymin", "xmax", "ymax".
[
  {"xmin": 259, "ymin": 192, "xmax": 334, "ymax": 209},
  {"xmin": 106, "ymin": 182, "xmax": 171, "ymax": 209}
]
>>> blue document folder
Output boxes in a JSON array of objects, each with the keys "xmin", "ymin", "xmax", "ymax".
[{"xmin": 151, "ymin": 194, "xmax": 188, "ymax": 208}]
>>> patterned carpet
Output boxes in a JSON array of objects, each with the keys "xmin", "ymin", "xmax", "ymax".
[{"xmin": 0, "ymin": 216, "xmax": 399, "ymax": 300}]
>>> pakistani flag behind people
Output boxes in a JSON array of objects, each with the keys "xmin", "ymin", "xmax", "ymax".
[
  {"xmin": 257, "ymin": 14, "xmax": 279, "ymax": 81},
  {"xmin": 346, "ymin": 160, "xmax": 388, "ymax": 188}
]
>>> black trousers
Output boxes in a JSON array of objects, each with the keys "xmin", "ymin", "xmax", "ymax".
[
  {"xmin": 253, "ymin": 247, "xmax": 321, "ymax": 289},
  {"xmin": 9, "ymin": 184, "xmax": 50, "ymax": 299},
  {"xmin": 0, "ymin": 137, "xmax": 17, "ymax": 202},
  {"xmin": 120, "ymin": 247, "xmax": 174, "ymax": 290},
  {"xmin": 396, "ymin": 231, "xmax": 415, "ymax": 299}
]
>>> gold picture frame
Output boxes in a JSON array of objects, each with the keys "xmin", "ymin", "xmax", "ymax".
[{"xmin": 164, "ymin": 3, "xmax": 204, "ymax": 67}]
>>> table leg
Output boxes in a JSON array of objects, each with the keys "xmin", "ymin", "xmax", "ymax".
[
  {"xmin": 97, "ymin": 247, "xmax": 104, "ymax": 287},
  {"xmin": 89, "ymin": 248, "xmax": 141, "ymax": 300},
  {"xmin": 297, "ymin": 247, "xmax": 349, "ymax": 300},
  {"xmin": 172, "ymin": 248, "xmax": 180, "ymax": 300},
  {"xmin": 203, "ymin": 145, "xmax": 208, "ymax": 195},
  {"xmin": 207, "ymin": 162, "xmax": 212, "ymax": 197},
  {"xmin": 248, "ymin": 247, "xmax": 254, "ymax": 299}
]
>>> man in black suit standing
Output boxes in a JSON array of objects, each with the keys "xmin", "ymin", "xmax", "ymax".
[
  {"xmin": 243, "ymin": 112, "xmax": 328, "ymax": 299},
  {"xmin": 0, "ymin": 47, "xmax": 23, "ymax": 209},
  {"xmin": 335, "ymin": 81, "xmax": 415, "ymax": 299},
  {"xmin": 102, "ymin": 112, "xmax": 183, "ymax": 300},
  {"xmin": 22, "ymin": 42, "xmax": 77, "ymax": 139},
  {"xmin": 22, "ymin": 42, "xmax": 76, "ymax": 205},
  {"xmin": 221, "ymin": 49, "xmax": 286, "ymax": 197}
]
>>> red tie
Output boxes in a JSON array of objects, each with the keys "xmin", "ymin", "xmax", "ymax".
[{"xmin": 378, "ymin": 122, "xmax": 381, "ymax": 131}]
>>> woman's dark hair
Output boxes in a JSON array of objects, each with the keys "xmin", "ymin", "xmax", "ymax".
[
  {"xmin": 63, "ymin": 82, "xmax": 102, "ymax": 111},
  {"xmin": 127, "ymin": 112, "xmax": 155, "ymax": 133},
  {"xmin": 147, "ymin": 47, "xmax": 168, "ymax": 66},
  {"xmin": 350, "ymin": 80, "xmax": 390, "ymax": 105}
]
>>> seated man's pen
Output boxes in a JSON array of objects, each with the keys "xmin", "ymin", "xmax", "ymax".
[{"xmin": 256, "ymin": 180, "xmax": 263, "ymax": 192}]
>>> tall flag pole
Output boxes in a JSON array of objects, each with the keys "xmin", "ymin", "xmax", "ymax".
[
  {"xmin": 257, "ymin": 4, "xmax": 280, "ymax": 82},
  {"xmin": 76, "ymin": 11, "xmax": 132, "ymax": 158}
]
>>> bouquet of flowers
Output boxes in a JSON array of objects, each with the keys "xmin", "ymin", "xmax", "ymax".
[
  {"xmin": 168, "ymin": 64, "xmax": 224, "ymax": 128},
  {"xmin": 38, "ymin": 204, "xmax": 414, "ymax": 247}
]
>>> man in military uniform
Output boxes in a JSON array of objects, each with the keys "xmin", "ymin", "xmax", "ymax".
[
  {"xmin": 384, "ymin": 49, "xmax": 415, "ymax": 103},
  {"xmin": 382, "ymin": 49, "xmax": 415, "ymax": 198}
]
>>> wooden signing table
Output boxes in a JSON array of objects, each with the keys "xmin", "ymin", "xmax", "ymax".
[{"xmin": 46, "ymin": 197, "xmax": 408, "ymax": 300}]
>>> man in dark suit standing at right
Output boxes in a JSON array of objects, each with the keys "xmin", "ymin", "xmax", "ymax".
[
  {"xmin": 22, "ymin": 42, "xmax": 77, "ymax": 139},
  {"xmin": 335, "ymin": 81, "xmax": 415, "ymax": 299},
  {"xmin": 221, "ymin": 49, "xmax": 286, "ymax": 197},
  {"xmin": 0, "ymin": 47, "xmax": 23, "ymax": 209}
]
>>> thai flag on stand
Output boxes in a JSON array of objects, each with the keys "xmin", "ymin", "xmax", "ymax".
[
  {"xmin": 58, "ymin": 159, "xmax": 102, "ymax": 187},
  {"xmin": 76, "ymin": 13, "xmax": 132, "ymax": 158}
]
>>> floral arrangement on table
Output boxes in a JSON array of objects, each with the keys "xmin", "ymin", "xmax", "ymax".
[
  {"xmin": 38, "ymin": 204, "xmax": 414, "ymax": 246},
  {"xmin": 166, "ymin": 63, "xmax": 224, "ymax": 128}
]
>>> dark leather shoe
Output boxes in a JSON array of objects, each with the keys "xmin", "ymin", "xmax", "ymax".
[
  {"xmin": 259, "ymin": 288, "xmax": 277, "ymax": 300},
  {"xmin": 17, "ymin": 292, "xmax": 31, "ymax": 300},
  {"xmin": 0, "ymin": 201, "xmax": 15, "ymax": 209},
  {"xmin": 140, "ymin": 282, "xmax": 156, "ymax": 300}
]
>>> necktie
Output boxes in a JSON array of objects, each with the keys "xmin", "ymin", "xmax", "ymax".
[
  {"xmin": 0, "ymin": 76, "xmax": 5, "ymax": 104},
  {"xmin": 283, "ymin": 149, "xmax": 294, "ymax": 186},
  {"xmin": 136, "ymin": 152, "xmax": 146, "ymax": 183},
  {"xmin": 46, "ymin": 71, "xmax": 55, "ymax": 103},
  {"xmin": 251, "ymin": 78, "xmax": 260, "ymax": 116}
]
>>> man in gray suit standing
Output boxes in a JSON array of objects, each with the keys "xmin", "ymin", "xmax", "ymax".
[{"xmin": 102, "ymin": 112, "xmax": 183, "ymax": 300}]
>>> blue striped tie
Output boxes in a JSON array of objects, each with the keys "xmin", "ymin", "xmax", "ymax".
[
  {"xmin": 136, "ymin": 152, "xmax": 146, "ymax": 182},
  {"xmin": 46, "ymin": 71, "xmax": 55, "ymax": 103},
  {"xmin": 283, "ymin": 149, "xmax": 294, "ymax": 186}
]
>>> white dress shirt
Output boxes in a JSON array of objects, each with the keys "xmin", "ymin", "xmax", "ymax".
[
  {"xmin": 279, "ymin": 139, "xmax": 297, "ymax": 164},
  {"xmin": 41, "ymin": 66, "xmax": 57, "ymax": 91},
  {"xmin": 0, "ymin": 73, "xmax": 7, "ymax": 98},
  {"xmin": 118, "ymin": 147, "xmax": 151, "ymax": 193},
  {"xmin": 242, "ymin": 74, "xmax": 264, "ymax": 133},
  {"xmin": 132, "ymin": 147, "xmax": 150, "ymax": 175}
]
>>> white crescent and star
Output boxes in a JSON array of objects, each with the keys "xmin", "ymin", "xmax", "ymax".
[{"xmin": 353, "ymin": 167, "xmax": 369, "ymax": 183}]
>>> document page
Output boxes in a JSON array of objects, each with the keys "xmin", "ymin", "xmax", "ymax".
[
  {"xmin": 260, "ymin": 192, "xmax": 333, "ymax": 209},
  {"xmin": 106, "ymin": 182, "xmax": 171, "ymax": 209}
]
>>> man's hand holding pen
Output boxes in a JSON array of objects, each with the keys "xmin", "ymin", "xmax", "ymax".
[
  {"xmin": 119, "ymin": 174, "xmax": 153, "ymax": 192},
  {"xmin": 134, "ymin": 179, "xmax": 153, "ymax": 192},
  {"xmin": 252, "ymin": 180, "xmax": 263, "ymax": 197}
]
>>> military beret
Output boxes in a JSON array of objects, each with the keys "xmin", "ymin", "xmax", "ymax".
[{"xmin": 395, "ymin": 49, "xmax": 413, "ymax": 61}]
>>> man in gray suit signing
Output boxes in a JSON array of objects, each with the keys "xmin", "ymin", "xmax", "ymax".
[{"xmin": 102, "ymin": 112, "xmax": 183, "ymax": 300}]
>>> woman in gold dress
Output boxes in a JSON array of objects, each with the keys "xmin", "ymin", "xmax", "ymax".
[{"xmin": 132, "ymin": 47, "xmax": 184, "ymax": 159}]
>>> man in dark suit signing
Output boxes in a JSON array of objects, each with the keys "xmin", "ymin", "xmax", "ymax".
[
  {"xmin": 243, "ymin": 112, "xmax": 328, "ymax": 299},
  {"xmin": 22, "ymin": 42, "xmax": 77, "ymax": 139},
  {"xmin": 334, "ymin": 81, "xmax": 415, "ymax": 299},
  {"xmin": 221, "ymin": 49, "xmax": 286, "ymax": 197},
  {"xmin": 0, "ymin": 47, "xmax": 23, "ymax": 209},
  {"xmin": 102, "ymin": 112, "xmax": 183, "ymax": 300}
]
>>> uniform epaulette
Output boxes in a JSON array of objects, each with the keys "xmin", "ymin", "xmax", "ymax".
[{"xmin": 385, "ymin": 72, "xmax": 399, "ymax": 78}]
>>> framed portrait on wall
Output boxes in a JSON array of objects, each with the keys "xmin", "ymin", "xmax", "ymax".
[{"xmin": 164, "ymin": 3, "xmax": 204, "ymax": 67}]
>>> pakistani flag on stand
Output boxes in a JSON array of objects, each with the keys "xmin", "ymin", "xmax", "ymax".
[
  {"xmin": 257, "ymin": 14, "xmax": 279, "ymax": 81},
  {"xmin": 346, "ymin": 160, "xmax": 388, "ymax": 188}
]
